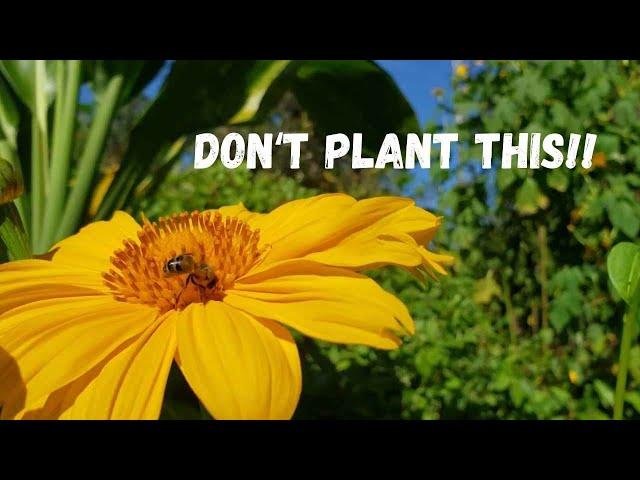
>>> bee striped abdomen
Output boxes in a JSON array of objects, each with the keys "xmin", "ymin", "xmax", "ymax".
[{"xmin": 163, "ymin": 254, "xmax": 195, "ymax": 275}]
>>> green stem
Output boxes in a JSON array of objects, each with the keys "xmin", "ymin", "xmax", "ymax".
[
  {"xmin": 613, "ymin": 305, "xmax": 638, "ymax": 419},
  {"xmin": 55, "ymin": 75, "xmax": 122, "ymax": 243},
  {"xmin": 52, "ymin": 61, "xmax": 66, "ymax": 139},
  {"xmin": 30, "ymin": 115, "xmax": 45, "ymax": 251},
  {"xmin": 537, "ymin": 223, "xmax": 549, "ymax": 330},
  {"xmin": 41, "ymin": 60, "xmax": 81, "ymax": 250},
  {"xmin": 501, "ymin": 275, "xmax": 518, "ymax": 342},
  {"xmin": 30, "ymin": 61, "xmax": 50, "ymax": 254},
  {"xmin": 0, "ymin": 201, "xmax": 31, "ymax": 260}
]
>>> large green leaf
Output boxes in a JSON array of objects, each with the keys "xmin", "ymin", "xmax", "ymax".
[
  {"xmin": 96, "ymin": 60, "xmax": 419, "ymax": 219},
  {"xmin": 130, "ymin": 60, "xmax": 282, "ymax": 141},
  {"xmin": 95, "ymin": 60, "xmax": 296, "ymax": 219},
  {"xmin": 84, "ymin": 60, "xmax": 164, "ymax": 104},
  {"xmin": 607, "ymin": 242, "xmax": 640, "ymax": 306},
  {"xmin": 290, "ymin": 60, "xmax": 419, "ymax": 155}
]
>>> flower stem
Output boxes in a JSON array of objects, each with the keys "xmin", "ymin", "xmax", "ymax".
[
  {"xmin": 30, "ymin": 115, "xmax": 45, "ymax": 251},
  {"xmin": 613, "ymin": 305, "xmax": 638, "ymax": 419}
]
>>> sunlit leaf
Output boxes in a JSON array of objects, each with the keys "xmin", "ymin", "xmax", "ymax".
[
  {"xmin": 0, "ymin": 77, "xmax": 19, "ymax": 147},
  {"xmin": 515, "ymin": 177, "xmax": 547, "ymax": 216},
  {"xmin": 473, "ymin": 270, "xmax": 501, "ymax": 304},
  {"xmin": 0, "ymin": 60, "xmax": 55, "ymax": 111},
  {"xmin": 607, "ymin": 242, "xmax": 640, "ymax": 306}
]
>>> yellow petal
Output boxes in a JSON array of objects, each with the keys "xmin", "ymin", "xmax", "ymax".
[
  {"xmin": 226, "ymin": 260, "xmax": 413, "ymax": 349},
  {"xmin": 214, "ymin": 203, "xmax": 263, "ymax": 224},
  {"xmin": 51, "ymin": 314, "xmax": 176, "ymax": 420},
  {"xmin": 49, "ymin": 211, "xmax": 141, "ymax": 273},
  {"xmin": 247, "ymin": 194, "xmax": 411, "ymax": 263},
  {"xmin": 0, "ymin": 260, "xmax": 108, "ymax": 315},
  {"xmin": 176, "ymin": 301, "xmax": 301, "ymax": 420},
  {"xmin": 237, "ymin": 194, "xmax": 452, "ymax": 277},
  {"xmin": 0, "ymin": 296, "xmax": 156, "ymax": 418}
]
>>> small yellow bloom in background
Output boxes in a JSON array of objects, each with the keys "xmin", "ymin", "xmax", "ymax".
[
  {"xmin": 455, "ymin": 63, "xmax": 469, "ymax": 79},
  {"xmin": 592, "ymin": 152, "xmax": 607, "ymax": 169},
  {"xmin": 0, "ymin": 194, "xmax": 452, "ymax": 420},
  {"xmin": 568, "ymin": 370, "xmax": 579, "ymax": 385},
  {"xmin": 569, "ymin": 207, "xmax": 584, "ymax": 224}
]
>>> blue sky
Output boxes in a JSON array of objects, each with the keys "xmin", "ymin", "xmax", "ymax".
[{"xmin": 375, "ymin": 60, "xmax": 452, "ymax": 126}]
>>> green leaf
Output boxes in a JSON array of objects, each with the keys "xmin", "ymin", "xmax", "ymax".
[
  {"xmin": 607, "ymin": 242, "xmax": 640, "ymax": 306},
  {"xmin": 0, "ymin": 76, "xmax": 19, "ymax": 148},
  {"xmin": 512, "ymin": 70, "xmax": 550, "ymax": 106},
  {"xmin": 85, "ymin": 60, "xmax": 164, "ymax": 104},
  {"xmin": 0, "ymin": 201, "xmax": 30, "ymax": 260},
  {"xmin": 0, "ymin": 60, "xmax": 55, "ymax": 112},
  {"xmin": 594, "ymin": 379, "xmax": 614, "ymax": 408},
  {"xmin": 550, "ymin": 102, "xmax": 575, "ymax": 130},
  {"xmin": 41, "ymin": 61, "xmax": 82, "ymax": 249},
  {"xmin": 290, "ymin": 60, "xmax": 419, "ymax": 155},
  {"xmin": 228, "ymin": 60, "xmax": 291, "ymax": 124},
  {"xmin": 608, "ymin": 200, "xmax": 640, "ymax": 238},
  {"xmin": 546, "ymin": 169, "xmax": 569, "ymax": 192},
  {"xmin": 56, "ymin": 75, "xmax": 123, "ymax": 242},
  {"xmin": 515, "ymin": 178, "xmax": 548, "ymax": 216},
  {"xmin": 509, "ymin": 379, "xmax": 533, "ymax": 407},
  {"xmin": 473, "ymin": 270, "xmax": 502, "ymax": 304},
  {"xmin": 625, "ymin": 391, "xmax": 640, "ymax": 413},
  {"xmin": 595, "ymin": 134, "xmax": 620, "ymax": 156},
  {"xmin": 496, "ymin": 169, "xmax": 517, "ymax": 190},
  {"xmin": 95, "ymin": 60, "xmax": 285, "ymax": 219},
  {"xmin": 550, "ymin": 291, "xmax": 582, "ymax": 331},
  {"xmin": 96, "ymin": 60, "xmax": 418, "ymax": 219}
]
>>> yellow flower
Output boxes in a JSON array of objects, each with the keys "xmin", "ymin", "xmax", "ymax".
[
  {"xmin": 455, "ymin": 63, "xmax": 469, "ymax": 79},
  {"xmin": 568, "ymin": 370, "xmax": 579, "ymax": 385},
  {"xmin": 0, "ymin": 194, "xmax": 452, "ymax": 419}
]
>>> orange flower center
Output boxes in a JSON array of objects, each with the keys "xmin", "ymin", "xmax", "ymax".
[{"xmin": 102, "ymin": 211, "xmax": 265, "ymax": 313}]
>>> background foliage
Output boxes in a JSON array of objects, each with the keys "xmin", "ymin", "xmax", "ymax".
[
  {"xmin": 150, "ymin": 60, "xmax": 640, "ymax": 419},
  {"xmin": 2, "ymin": 60, "xmax": 639, "ymax": 419}
]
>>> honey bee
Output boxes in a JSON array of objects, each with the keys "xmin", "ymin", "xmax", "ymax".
[{"xmin": 163, "ymin": 253, "xmax": 218, "ymax": 305}]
